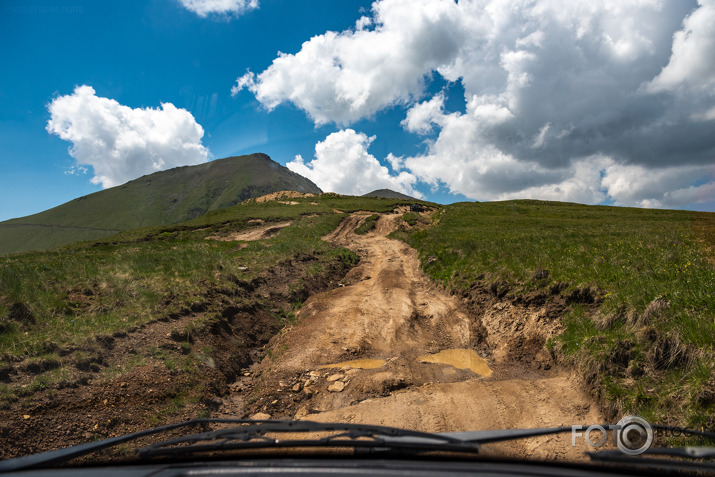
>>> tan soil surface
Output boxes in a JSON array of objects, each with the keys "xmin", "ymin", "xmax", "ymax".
[
  {"xmin": 205, "ymin": 221, "xmax": 292, "ymax": 241},
  {"xmin": 219, "ymin": 211, "xmax": 604, "ymax": 461}
]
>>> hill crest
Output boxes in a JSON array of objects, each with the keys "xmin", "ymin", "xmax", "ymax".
[
  {"xmin": 0, "ymin": 153, "xmax": 322, "ymax": 255},
  {"xmin": 361, "ymin": 189, "xmax": 416, "ymax": 200}
]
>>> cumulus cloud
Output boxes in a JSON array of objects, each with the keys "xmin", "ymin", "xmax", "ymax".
[
  {"xmin": 401, "ymin": 92, "xmax": 446, "ymax": 134},
  {"xmin": 286, "ymin": 129, "xmax": 420, "ymax": 197},
  {"xmin": 402, "ymin": 0, "xmax": 715, "ymax": 208},
  {"xmin": 239, "ymin": 0, "xmax": 715, "ymax": 209},
  {"xmin": 647, "ymin": 0, "xmax": 715, "ymax": 93},
  {"xmin": 232, "ymin": 0, "xmax": 466, "ymax": 124},
  {"xmin": 47, "ymin": 85, "xmax": 210, "ymax": 188},
  {"xmin": 177, "ymin": 0, "xmax": 258, "ymax": 18}
]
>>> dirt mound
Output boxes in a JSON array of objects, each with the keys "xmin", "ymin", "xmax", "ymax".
[
  {"xmin": 251, "ymin": 191, "xmax": 316, "ymax": 203},
  {"xmin": 205, "ymin": 221, "xmax": 292, "ymax": 241}
]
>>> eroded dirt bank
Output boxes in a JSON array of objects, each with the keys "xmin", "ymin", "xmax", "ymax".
[
  {"xmin": 0, "ymin": 251, "xmax": 355, "ymax": 459},
  {"xmin": 220, "ymin": 211, "xmax": 604, "ymax": 461}
]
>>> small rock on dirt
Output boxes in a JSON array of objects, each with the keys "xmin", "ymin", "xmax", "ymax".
[
  {"xmin": 328, "ymin": 381, "xmax": 346, "ymax": 393},
  {"xmin": 292, "ymin": 383, "xmax": 301, "ymax": 392},
  {"xmin": 294, "ymin": 406, "xmax": 310, "ymax": 419},
  {"xmin": 250, "ymin": 412, "xmax": 272, "ymax": 420},
  {"xmin": 326, "ymin": 373, "xmax": 344, "ymax": 382}
]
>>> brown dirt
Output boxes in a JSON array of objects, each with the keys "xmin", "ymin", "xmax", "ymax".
[
  {"xmin": 205, "ymin": 221, "xmax": 292, "ymax": 241},
  {"xmin": 217, "ymin": 211, "xmax": 604, "ymax": 461}
]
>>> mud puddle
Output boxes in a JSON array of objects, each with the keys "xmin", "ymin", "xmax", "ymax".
[{"xmin": 418, "ymin": 349, "xmax": 492, "ymax": 377}]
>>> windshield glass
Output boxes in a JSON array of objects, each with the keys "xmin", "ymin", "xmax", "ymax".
[{"xmin": 0, "ymin": 0, "xmax": 713, "ymax": 469}]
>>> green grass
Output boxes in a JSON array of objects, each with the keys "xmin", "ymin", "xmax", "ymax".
[
  {"xmin": 354, "ymin": 214, "xmax": 379, "ymax": 235},
  {"xmin": 398, "ymin": 200, "xmax": 714, "ymax": 430},
  {"xmin": 401, "ymin": 212, "xmax": 420, "ymax": 226},
  {"xmin": 0, "ymin": 195, "xmax": 424, "ymax": 359}
]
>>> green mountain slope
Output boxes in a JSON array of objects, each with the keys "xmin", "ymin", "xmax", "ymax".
[
  {"xmin": 361, "ymin": 188, "xmax": 416, "ymax": 200},
  {"xmin": 0, "ymin": 153, "xmax": 321, "ymax": 255}
]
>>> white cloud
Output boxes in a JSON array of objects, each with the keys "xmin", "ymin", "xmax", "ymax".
[
  {"xmin": 239, "ymin": 0, "xmax": 715, "ymax": 209},
  {"xmin": 177, "ymin": 0, "xmax": 258, "ymax": 18},
  {"xmin": 647, "ymin": 0, "xmax": 715, "ymax": 93},
  {"xmin": 233, "ymin": 0, "xmax": 467, "ymax": 124},
  {"xmin": 47, "ymin": 85, "xmax": 210, "ymax": 188},
  {"xmin": 601, "ymin": 162, "xmax": 714, "ymax": 208},
  {"xmin": 64, "ymin": 165, "xmax": 88, "ymax": 176},
  {"xmin": 401, "ymin": 92, "xmax": 445, "ymax": 134},
  {"xmin": 531, "ymin": 123, "xmax": 551, "ymax": 149},
  {"xmin": 492, "ymin": 156, "xmax": 611, "ymax": 205},
  {"xmin": 286, "ymin": 129, "xmax": 420, "ymax": 197}
]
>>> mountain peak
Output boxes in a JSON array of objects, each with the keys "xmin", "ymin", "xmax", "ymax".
[
  {"xmin": 361, "ymin": 189, "xmax": 416, "ymax": 200},
  {"xmin": 0, "ymin": 154, "xmax": 322, "ymax": 255}
]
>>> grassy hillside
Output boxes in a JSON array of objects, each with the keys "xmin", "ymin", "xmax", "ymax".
[
  {"xmin": 0, "ymin": 194, "xmax": 429, "ymax": 360},
  {"xmin": 0, "ymin": 153, "xmax": 321, "ymax": 255},
  {"xmin": 394, "ymin": 200, "xmax": 714, "ymax": 430}
]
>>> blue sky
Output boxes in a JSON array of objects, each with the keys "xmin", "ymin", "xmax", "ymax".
[{"xmin": 1, "ymin": 0, "xmax": 714, "ymax": 222}]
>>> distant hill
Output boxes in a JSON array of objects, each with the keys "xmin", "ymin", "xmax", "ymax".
[
  {"xmin": 361, "ymin": 189, "xmax": 416, "ymax": 200},
  {"xmin": 0, "ymin": 153, "xmax": 322, "ymax": 255}
]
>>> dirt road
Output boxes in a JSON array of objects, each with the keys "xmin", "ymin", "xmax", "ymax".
[{"xmin": 219, "ymin": 210, "xmax": 604, "ymax": 460}]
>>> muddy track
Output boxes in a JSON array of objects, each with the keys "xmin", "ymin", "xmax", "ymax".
[{"xmin": 219, "ymin": 210, "xmax": 604, "ymax": 460}]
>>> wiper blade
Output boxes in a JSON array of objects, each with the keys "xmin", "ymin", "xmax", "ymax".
[
  {"xmin": 591, "ymin": 446, "xmax": 715, "ymax": 460},
  {"xmin": 138, "ymin": 420, "xmax": 482, "ymax": 458},
  {"xmin": 138, "ymin": 423, "xmax": 612, "ymax": 459},
  {"xmin": 588, "ymin": 448, "xmax": 715, "ymax": 473},
  {"xmin": 645, "ymin": 447, "xmax": 715, "ymax": 459},
  {"xmin": 438, "ymin": 426, "xmax": 574, "ymax": 444},
  {"xmin": 584, "ymin": 427, "xmax": 715, "ymax": 473}
]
